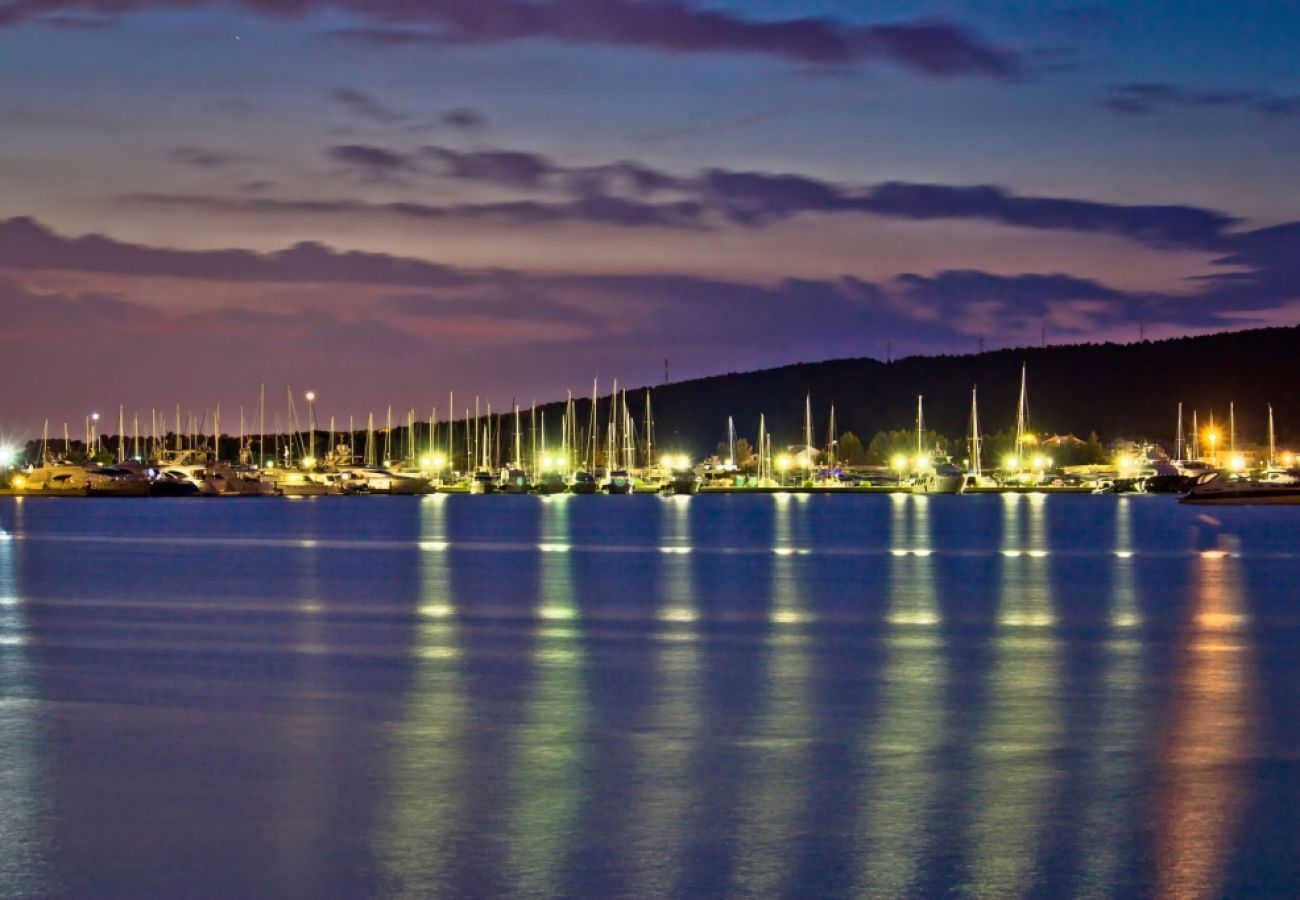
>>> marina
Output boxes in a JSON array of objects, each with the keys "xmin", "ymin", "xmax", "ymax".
[{"xmin": 3, "ymin": 369, "xmax": 1296, "ymax": 503}]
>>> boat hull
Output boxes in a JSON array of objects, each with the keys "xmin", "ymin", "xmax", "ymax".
[{"xmin": 912, "ymin": 474, "xmax": 964, "ymax": 494}]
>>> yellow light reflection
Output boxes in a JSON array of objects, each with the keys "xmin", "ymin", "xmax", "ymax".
[
  {"xmin": 378, "ymin": 490, "xmax": 466, "ymax": 896},
  {"xmin": 856, "ymin": 493, "xmax": 944, "ymax": 896},
  {"xmin": 0, "ymin": 503, "xmax": 48, "ymax": 897},
  {"xmin": 626, "ymin": 495, "xmax": 702, "ymax": 895},
  {"xmin": 1156, "ymin": 550, "xmax": 1255, "ymax": 899},
  {"xmin": 730, "ymin": 494, "xmax": 813, "ymax": 896},
  {"xmin": 503, "ymin": 497, "xmax": 589, "ymax": 899},
  {"xmin": 968, "ymin": 492, "xmax": 1062, "ymax": 896},
  {"xmin": 1077, "ymin": 497, "xmax": 1144, "ymax": 894}
]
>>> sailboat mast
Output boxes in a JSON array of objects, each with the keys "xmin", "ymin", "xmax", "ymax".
[
  {"xmin": 588, "ymin": 379, "xmax": 598, "ymax": 473},
  {"xmin": 514, "ymin": 402, "xmax": 522, "ymax": 468},
  {"xmin": 916, "ymin": 395, "xmax": 924, "ymax": 461},
  {"xmin": 1015, "ymin": 362, "xmax": 1029, "ymax": 464},
  {"xmin": 1176, "ymin": 402, "xmax": 1184, "ymax": 461},
  {"xmin": 1229, "ymin": 401, "xmax": 1236, "ymax": 457},
  {"xmin": 1269, "ymin": 403, "xmax": 1276, "ymax": 466},
  {"xmin": 827, "ymin": 405, "xmax": 836, "ymax": 468},
  {"xmin": 970, "ymin": 386, "xmax": 982, "ymax": 478},
  {"xmin": 644, "ymin": 388, "xmax": 653, "ymax": 469},
  {"xmin": 804, "ymin": 393, "xmax": 813, "ymax": 479}
]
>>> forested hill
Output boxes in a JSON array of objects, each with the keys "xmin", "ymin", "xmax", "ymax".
[{"xmin": 554, "ymin": 325, "xmax": 1300, "ymax": 456}]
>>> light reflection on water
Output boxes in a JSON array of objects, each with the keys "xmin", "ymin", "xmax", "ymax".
[
  {"xmin": 966, "ymin": 492, "xmax": 1063, "ymax": 896},
  {"xmin": 0, "ymin": 501, "xmax": 51, "ymax": 898},
  {"xmin": 729, "ymin": 494, "xmax": 814, "ymax": 897},
  {"xmin": 1157, "ymin": 548, "xmax": 1255, "ymax": 900},
  {"xmin": 855, "ymin": 493, "xmax": 943, "ymax": 896},
  {"xmin": 0, "ymin": 494, "xmax": 1296, "ymax": 898}
]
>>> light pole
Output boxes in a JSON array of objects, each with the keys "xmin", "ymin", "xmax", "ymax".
[
  {"xmin": 305, "ymin": 391, "xmax": 316, "ymax": 467},
  {"xmin": 91, "ymin": 412, "xmax": 100, "ymax": 457},
  {"xmin": 777, "ymin": 454, "xmax": 792, "ymax": 487}
]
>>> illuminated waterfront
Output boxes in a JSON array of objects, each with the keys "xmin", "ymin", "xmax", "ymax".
[{"xmin": 0, "ymin": 494, "xmax": 1297, "ymax": 897}]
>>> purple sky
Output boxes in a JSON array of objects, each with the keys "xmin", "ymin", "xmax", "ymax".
[{"xmin": 2, "ymin": 1, "xmax": 1300, "ymax": 435}]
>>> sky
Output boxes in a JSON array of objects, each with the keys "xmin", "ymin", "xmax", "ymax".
[{"xmin": 2, "ymin": 0, "xmax": 1300, "ymax": 434}]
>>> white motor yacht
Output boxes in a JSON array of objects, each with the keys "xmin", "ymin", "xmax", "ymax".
[{"xmin": 1181, "ymin": 471, "xmax": 1300, "ymax": 504}]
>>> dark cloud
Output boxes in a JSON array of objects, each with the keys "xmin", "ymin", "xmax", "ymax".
[
  {"xmin": 170, "ymin": 146, "xmax": 241, "ymax": 169},
  {"xmin": 126, "ymin": 190, "xmax": 707, "ymax": 229},
  {"xmin": 318, "ymin": 141, "xmax": 1236, "ymax": 250},
  {"xmin": 421, "ymin": 146, "xmax": 554, "ymax": 189},
  {"xmin": 0, "ymin": 1, "xmax": 1020, "ymax": 77},
  {"xmin": 441, "ymin": 108, "xmax": 486, "ymax": 131},
  {"xmin": 853, "ymin": 182, "xmax": 1235, "ymax": 250},
  {"xmin": 1103, "ymin": 82, "xmax": 1300, "ymax": 117},
  {"xmin": 327, "ymin": 143, "xmax": 418, "ymax": 180},
  {"xmin": 329, "ymin": 87, "xmax": 406, "ymax": 124},
  {"xmin": 895, "ymin": 270, "xmax": 1136, "ymax": 326},
  {"xmin": 0, "ymin": 215, "xmax": 469, "ymax": 287}
]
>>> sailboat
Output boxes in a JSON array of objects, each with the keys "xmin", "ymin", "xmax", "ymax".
[
  {"xmin": 568, "ymin": 380, "xmax": 600, "ymax": 494},
  {"xmin": 602, "ymin": 381, "xmax": 633, "ymax": 494},
  {"xmin": 911, "ymin": 393, "xmax": 963, "ymax": 494}
]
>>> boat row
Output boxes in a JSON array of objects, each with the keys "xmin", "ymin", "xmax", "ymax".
[{"xmin": 6, "ymin": 449, "xmax": 704, "ymax": 498}]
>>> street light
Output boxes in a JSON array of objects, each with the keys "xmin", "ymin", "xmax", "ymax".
[
  {"xmin": 1206, "ymin": 429, "xmax": 1219, "ymax": 467},
  {"xmin": 777, "ymin": 454, "xmax": 792, "ymax": 485},
  {"xmin": 305, "ymin": 391, "xmax": 316, "ymax": 465}
]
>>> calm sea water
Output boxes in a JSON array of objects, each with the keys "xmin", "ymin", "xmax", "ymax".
[{"xmin": 1, "ymin": 493, "xmax": 1298, "ymax": 898}]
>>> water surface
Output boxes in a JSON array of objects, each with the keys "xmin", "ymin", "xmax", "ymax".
[{"xmin": 1, "ymin": 494, "xmax": 1297, "ymax": 897}]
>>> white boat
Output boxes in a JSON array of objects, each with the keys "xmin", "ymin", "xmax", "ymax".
[
  {"xmin": 1180, "ymin": 472, "xmax": 1300, "ymax": 504},
  {"xmin": 13, "ymin": 462, "xmax": 150, "ymax": 497},
  {"xmin": 912, "ymin": 460, "xmax": 965, "ymax": 494},
  {"xmin": 338, "ymin": 465, "xmax": 432, "ymax": 495},
  {"xmin": 263, "ymin": 468, "xmax": 334, "ymax": 497}
]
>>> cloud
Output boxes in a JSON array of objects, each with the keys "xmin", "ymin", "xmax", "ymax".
[
  {"xmin": 126, "ymin": 190, "xmax": 708, "ymax": 229},
  {"xmin": 0, "ymin": 1, "xmax": 1021, "ymax": 77},
  {"xmin": 170, "ymin": 146, "xmax": 241, "ymax": 169},
  {"xmin": 852, "ymin": 182, "xmax": 1235, "ymax": 250},
  {"xmin": 327, "ymin": 143, "xmax": 418, "ymax": 180},
  {"xmin": 441, "ymin": 108, "xmax": 486, "ymax": 131},
  {"xmin": 1102, "ymin": 82, "xmax": 1300, "ymax": 117},
  {"xmin": 329, "ymin": 87, "xmax": 406, "ymax": 124},
  {"xmin": 0, "ymin": 215, "xmax": 469, "ymax": 287},
  {"xmin": 422, "ymin": 145, "xmax": 554, "ymax": 189}
]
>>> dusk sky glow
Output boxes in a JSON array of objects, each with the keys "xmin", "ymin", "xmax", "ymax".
[{"xmin": 3, "ymin": 0, "xmax": 1300, "ymax": 432}]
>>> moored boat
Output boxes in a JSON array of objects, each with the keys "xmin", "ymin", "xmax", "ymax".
[
  {"xmin": 568, "ymin": 471, "xmax": 598, "ymax": 494},
  {"xmin": 1180, "ymin": 471, "xmax": 1300, "ymax": 504}
]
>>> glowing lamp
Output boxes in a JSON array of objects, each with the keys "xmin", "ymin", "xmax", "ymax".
[
  {"xmin": 1033, "ymin": 455, "xmax": 1045, "ymax": 469},
  {"xmin": 916, "ymin": 454, "xmax": 931, "ymax": 469},
  {"xmin": 677, "ymin": 455, "xmax": 690, "ymax": 469},
  {"xmin": 432, "ymin": 454, "xmax": 446, "ymax": 469},
  {"xmin": 12, "ymin": 475, "xmax": 26, "ymax": 489},
  {"xmin": 0, "ymin": 446, "xmax": 14, "ymax": 467},
  {"xmin": 305, "ymin": 391, "xmax": 316, "ymax": 402},
  {"xmin": 302, "ymin": 456, "xmax": 317, "ymax": 468},
  {"xmin": 777, "ymin": 454, "xmax": 792, "ymax": 471},
  {"xmin": 1285, "ymin": 452, "xmax": 1296, "ymax": 466},
  {"xmin": 1230, "ymin": 455, "xmax": 1245, "ymax": 471},
  {"xmin": 1003, "ymin": 455, "xmax": 1019, "ymax": 471},
  {"xmin": 420, "ymin": 455, "xmax": 433, "ymax": 469},
  {"xmin": 893, "ymin": 454, "xmax": 907, "ymax": 471}
]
